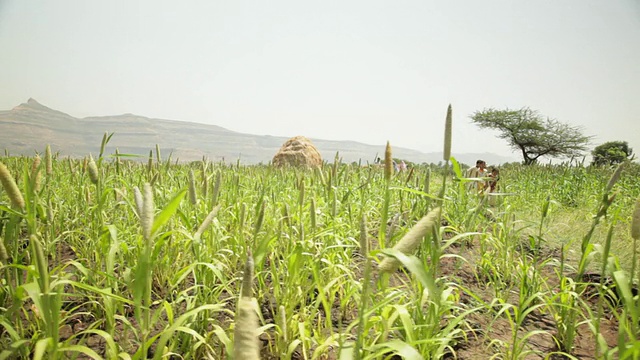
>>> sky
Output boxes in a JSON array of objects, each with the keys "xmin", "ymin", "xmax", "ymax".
[{"xmin": 1, "ymin": 0, "xmax": 639, "ymax": 161}]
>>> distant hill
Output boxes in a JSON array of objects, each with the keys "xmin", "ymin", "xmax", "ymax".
[{"xmin": 0, "ymin": 98, "xmax": 517, "ymax": 165}]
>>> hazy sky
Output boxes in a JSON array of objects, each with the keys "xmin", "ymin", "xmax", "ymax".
[{"xmin": 1, "ymin": 0, "xmax": 639, "ymax": 161}]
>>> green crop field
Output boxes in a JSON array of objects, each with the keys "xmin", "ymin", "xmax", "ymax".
[{"xmin": 1, "ymin": 135, "xmax": 639, "ymax": 359}]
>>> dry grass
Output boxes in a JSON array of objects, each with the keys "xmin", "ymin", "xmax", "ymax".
[{"xmin": 272, "ymin": 136, "xmax": 322, "ymax": 168}]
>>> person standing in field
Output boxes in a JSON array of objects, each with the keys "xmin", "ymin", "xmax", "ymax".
[
  {"xmin": 466, "ymin": 160, "xmax": 487, "ymax": 191},
  {"xmin": 399, "ymin": 160, "xmax": 407, "ymax": 171}
]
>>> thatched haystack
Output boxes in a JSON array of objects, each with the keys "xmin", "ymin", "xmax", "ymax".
[{"xmin": 272, "ymin": 136, "xmax": 323, "ymax": 168}]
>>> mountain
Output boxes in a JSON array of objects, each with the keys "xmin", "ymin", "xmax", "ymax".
[{"xmin": 0, "ymin": 99, "xmax": 517, "ymax": 165}]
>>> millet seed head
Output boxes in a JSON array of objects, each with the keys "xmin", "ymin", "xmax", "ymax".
[
  {"xmin": 233, "ymin": 297, "xmax": 260, "ymax": 359},
  {"xmin": 379, "ymin": 207, "xmax": 441, "ymax": 273},
  {"xmin": 443, "ymin": 104, "xmax": 452, "ymax": 161},
  {"xmin": 632, "ymin": 197, "xmax": 640, "ymax": 241},
  {"xmin": 87, "ymin": 155, "xmax": 99, "ymax": 184},
  {"xmin": 0, "ymin": 162, "xmax": 25, "ymax": 210},
  {"xmin": 141, "ymin": 183, "xmax": 154, "ymax": 241},
  {"xmin": 384, "ymin": 141, "xmax": 392, "ymax": 181}
]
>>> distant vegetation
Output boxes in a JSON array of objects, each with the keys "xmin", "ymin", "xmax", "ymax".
[{"xmin": 591, "ymin": 140, "xmax": 634, "ymax": 166}]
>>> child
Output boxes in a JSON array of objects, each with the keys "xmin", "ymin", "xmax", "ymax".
[{"xmin": 488, "ymin": 167, "xmax": 500, "ymax": 192}]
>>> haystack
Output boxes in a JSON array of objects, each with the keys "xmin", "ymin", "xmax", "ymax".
[{"xmin": 272, "ymin": 136, "xmax": 323, "ymax": 168}]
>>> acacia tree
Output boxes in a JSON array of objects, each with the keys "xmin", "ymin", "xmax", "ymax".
[
  {"xmin": 470, "ymin": 107, "xmax": 591, "ymax": 165},
  {"xmin": 591, "ymin": 141, "xmax": 633, "ymax": 166}
]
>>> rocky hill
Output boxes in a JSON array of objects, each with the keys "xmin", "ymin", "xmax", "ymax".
[{"xmin": 0, "ymin": 98, "xmax": 516, "ymax": 165}]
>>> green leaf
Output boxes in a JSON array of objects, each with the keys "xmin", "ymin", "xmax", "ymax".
[
  {"xmin": 0, "ymin": 340, "xmax": 29, "ymax": 360},
  {"xmin": 379, "ymin": 249, "xmax": 435, "ymax": 294},
  {"xmin": 21, "ymin": 282, "xmax": 44, "ymax": 319},
  {"xmin": 391, "ymin": 305, "xmax": 415, "ymax": 343},
  {"xmin": 287, "ymin": 339, "xmax": 304, "ymax": 359},
  {"xmin": 389, "ymin": 186, "xmax": 442, "ymax": 201},
  {"xmin": 153, "ymin": 304, "xmax": 226, "ymax": 360},
  {"xmin": 338, "ymin": 342, "xmax": 354, "ymax": 360},
  {"xmin": 80, "ymin": 329, "xmax": 119, "ymax": 359},
  {"xmin": 254, "ymin": 234, "xmax": 276, "ymax": 268},
  {"xmin": 212, "ymin": 324, "xmax": 233, "ymax": 358},
  {"xmin": 612, "ymin": 270, "xmax": 638, "ymax": 325},
  {"xmin": 374, "ymin": 339, "xmax": 424, "ymax": 360},
  {"xmin": 613, "ymin": 271, "xmax": 632, "ymax": 305},
  {"xmin": 441, "ymin": 232, "xmax": 481, "ymax": 251},
  {"xmin": 33, "ymin": 338, "xmax": 52, "ymax": 360},
  {"xmin": 151, "ymin": 189, "xmax": 187, "ymax": 235},
  {"xmin": 163, "ymin": 301, "xmax": 174, "ymax": 325},
  {"xmin": 312, "ymin": 334, "xmax": 341, "ymax": 360},
  {"xmin": 52, "ymin": 279, "xmax": 133, "ymax": 304},
  {"xmin": 108, "ymin": 153, "xmax": 142, "ymax": 158},
  {"xmin": 132, "ymin": 249, "xmax": 151, "ymax": 319},
  {"xmin": 0, "ymin": 318, "xmax": 20, "ymax": 342},
  {"xmin": 58, "ymin": 345, "xmax": 103, "ymax": 360},
  {"xmin": 451, "ymin": 157, "xmax": 463, "ymax": 178},
  {"xmin": 176, "ymin": 325, "xmax": 210, "ymax": 345}
]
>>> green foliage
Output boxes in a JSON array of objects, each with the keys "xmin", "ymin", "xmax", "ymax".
[
  {"xmin": 591, "ymin": 141, "xmax": 634, "ymax": 166},
  {"xmin": 1, "ymin": 145, "xmax": 640, "ymax": 359},
  {"xmin": 470, "ymin": 107, "xmax": 592, "ymax": 165}
]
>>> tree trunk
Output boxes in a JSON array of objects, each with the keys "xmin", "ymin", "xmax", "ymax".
[{"xmin": 521, "ymin": 147, "xmax": 534, "ymax": 165}]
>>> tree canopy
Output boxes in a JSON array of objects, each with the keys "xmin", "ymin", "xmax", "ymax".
[
  {"xmin": 591, "ymin": 141, "xmax": 633, "ymax": 166},
  {"xmin": 470, "ymin": 107, "xmax": 591, "ymax": 165}
]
